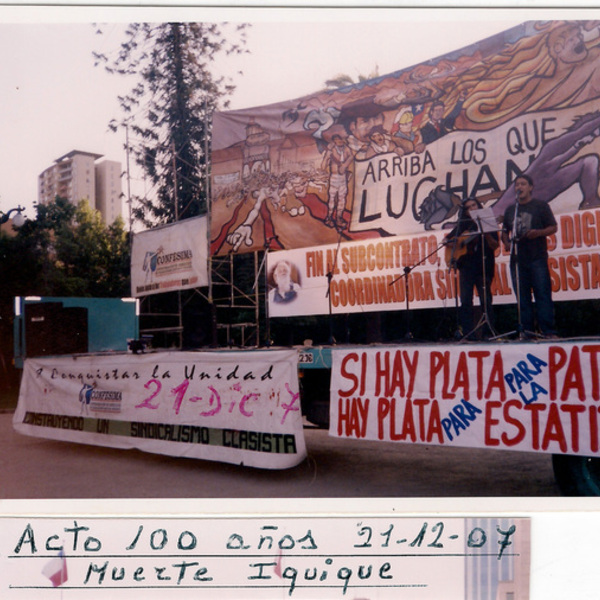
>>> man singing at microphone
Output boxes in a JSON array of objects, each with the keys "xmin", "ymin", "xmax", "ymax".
[{"xmin": 501, "ymin": 174, "xmax": 558, "ymax": 338}]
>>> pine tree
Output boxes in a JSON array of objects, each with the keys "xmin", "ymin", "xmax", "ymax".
[{"xmin": 94, "ymin": 22, "xmax": 248, "ymax": 226}]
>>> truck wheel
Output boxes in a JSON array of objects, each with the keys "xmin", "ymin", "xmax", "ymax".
[
  {"xmin": 299, "ymin": 369, "xmax": 331, "ymax": 429},
  {"xmin": 552, "ymin": 454, "xmax": 600, "ymax": 496}
]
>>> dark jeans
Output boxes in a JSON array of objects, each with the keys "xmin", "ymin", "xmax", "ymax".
[
  {"xmin": 459, "ymin": 262, "xmax": 494, "ymax": 337},
  {"xmin": 511, "ymin": 256, "xmax": 556, "ymax": 335}
]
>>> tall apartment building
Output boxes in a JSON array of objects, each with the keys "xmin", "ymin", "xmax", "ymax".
[
  {"xmin": 94, "ymin": 159, "xmax": 123, "ymax": 225},
  {"xmin": 38, "ymin": 150, "xmax": 123, "ymax": 225}
]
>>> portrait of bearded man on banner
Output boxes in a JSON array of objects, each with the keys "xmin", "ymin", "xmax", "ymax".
[{"xmin": 268, "ymin": 260, "xmax": 302, "ymax": 305}]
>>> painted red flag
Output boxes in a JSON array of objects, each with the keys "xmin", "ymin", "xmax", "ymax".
[{"xmin": 42, "ymin": 548, "xmax": 68, "ymax": 587}]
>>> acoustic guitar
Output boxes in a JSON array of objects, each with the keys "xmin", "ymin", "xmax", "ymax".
[{"xmin": 444, "ymin": 232, "xmax": 478, "ymax": 266}]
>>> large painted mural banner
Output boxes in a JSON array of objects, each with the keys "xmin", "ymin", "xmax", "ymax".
[
  {"xmin": 330, "ymin": 342, "xmax": 600, "ymax": 457},
  {"xmin": 13, "ymin": 349, "xmax": 306, "ymax": 470},
  {"xmin": 210, "ymin": 21, "xmax": 600, "ymax": 256}
]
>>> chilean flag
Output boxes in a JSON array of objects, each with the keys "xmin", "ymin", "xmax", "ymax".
[{"xmin": 42, "ymin": 548, "xmax": 68, "ymax": 587}]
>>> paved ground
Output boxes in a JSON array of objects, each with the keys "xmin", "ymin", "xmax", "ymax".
[{"xmin": 0, "ymin": 412, "xmax": 561, "ymax": 498}]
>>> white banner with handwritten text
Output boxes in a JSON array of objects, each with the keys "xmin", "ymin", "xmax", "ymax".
[
  {"xmin": 14, "ymin": 349, "xmax": 305, "ymax": 470},
  {"xmin": 330, "ymin": 341, "xmax": 600, "ymax": 456},
  {"xmin": 2, "ymin": 515, "xmax": 529, "ymax": 599}
]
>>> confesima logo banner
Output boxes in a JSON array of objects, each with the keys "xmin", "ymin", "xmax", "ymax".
[{"xmin": 131, "ymin": 216, "xmax": 209, "ymax": 297}]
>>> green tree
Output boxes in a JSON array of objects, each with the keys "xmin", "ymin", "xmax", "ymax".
[
  {"xmin": 53, "ymin": 201, "xmax": 131, "ymax": 297},
  {"xmin": 1, "ymin": 197, "xmax": 130, "ymax": 299},
  {"xmin": 94, "ymin": 22, "xmax": 248, "ymax": 227},
  {"xmin": 1, "ymin": 198, "xmax": 131, "ymax": 394}
]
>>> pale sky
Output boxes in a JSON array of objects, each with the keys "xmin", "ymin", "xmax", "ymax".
[{"xmin": 0, "ymin": 4, "xmax": 593, "ymax": 224}]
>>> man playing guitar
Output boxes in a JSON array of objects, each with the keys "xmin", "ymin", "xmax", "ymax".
[{"xmin": 445, "ymin": 197, "xmax": 500, "ymax": 340}]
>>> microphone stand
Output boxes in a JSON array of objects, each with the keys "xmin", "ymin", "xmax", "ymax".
[
  {"xmin": 446, "ymin": 210, "xmax": 466, "ymax": 340},
  {"xmin": 448, "ymin": 257, "xmax": 462, "ymax": 340},
  {"xmin": 491, "ymin": 200, "xmax": 537, "ymax": 341},
  {"xmin": 498, "ymin": 202, "xmax": 523, "ymax": 339},
  {"xmin": 254, "ymin": 235, "xmax": 278, "ymax": 347},
  {"xmin": 511, "ymin": 200, "xmax": 523, "ymax": 338},
  {"xmin": 325, "ymin": 226, "xmax": 345, "ymax": 345},
  {"xmin": 460, "ymin": 216, "xmax": 498, "ymax": 342},
  {"xmin": 390, "ymin": 237, "xmax": 449, "ymax": 340}
]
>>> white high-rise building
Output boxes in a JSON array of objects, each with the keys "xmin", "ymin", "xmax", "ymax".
[
  {"xmin": 38, "ymin": 150, "xmax": 123, "ymax": 225},
  {"xmin": 95, "ymin": 159, "xmax": 123, "ymax": 225}
]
